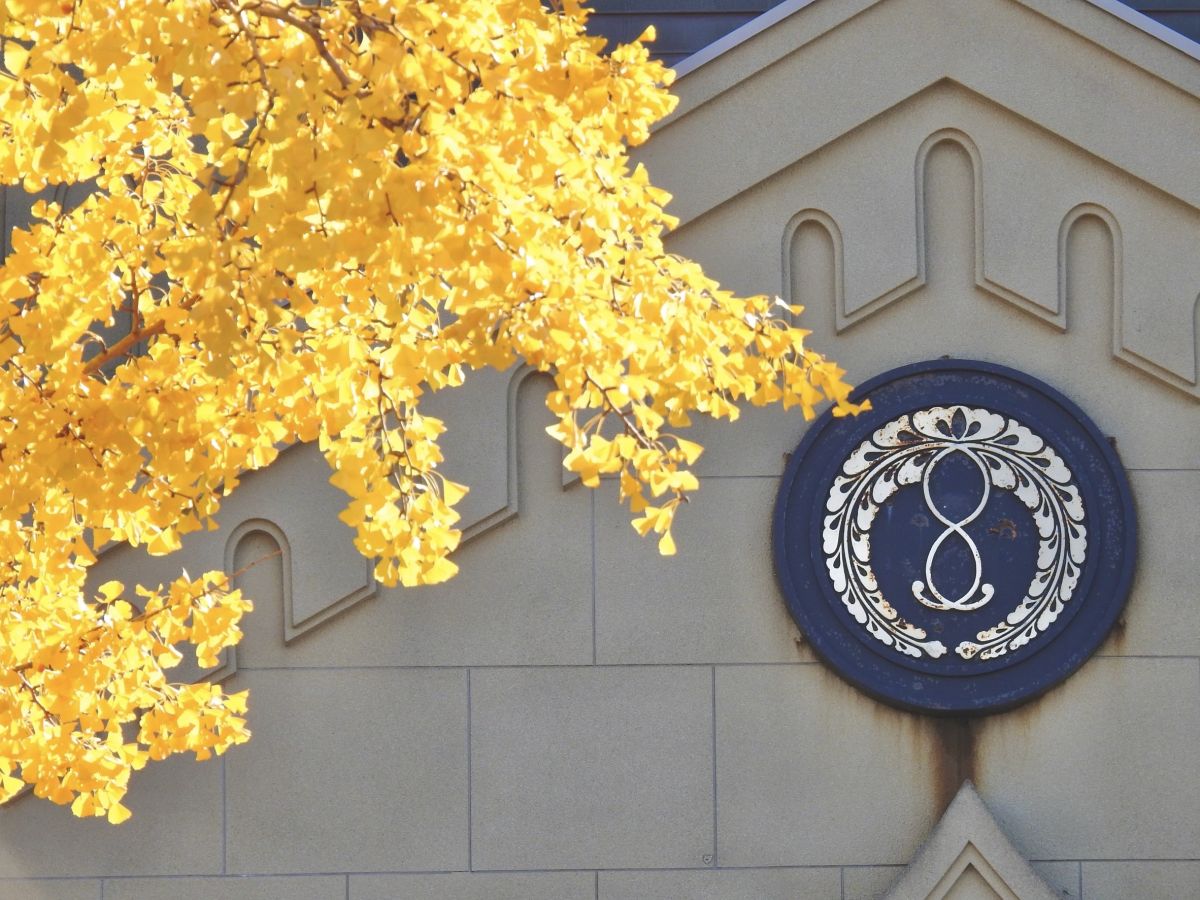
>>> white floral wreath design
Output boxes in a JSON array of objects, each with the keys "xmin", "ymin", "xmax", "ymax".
[{"xmin": 822, "ymin": 406, "xmax": 1087, "ymax": 661}]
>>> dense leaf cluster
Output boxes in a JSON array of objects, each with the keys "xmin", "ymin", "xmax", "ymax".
[{"xmin": 0, "ymin": 0, "xmax": 858, "ymax": 821}]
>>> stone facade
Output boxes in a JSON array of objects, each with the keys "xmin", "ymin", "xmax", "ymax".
[{"xmin": 1, "ymin": 1, "xmax": 1198, "ymax": 898}]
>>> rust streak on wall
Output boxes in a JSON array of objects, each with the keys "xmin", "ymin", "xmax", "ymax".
[{"xmin": 930, "ymin": 716, "xmax": 976, "ymax": 816}]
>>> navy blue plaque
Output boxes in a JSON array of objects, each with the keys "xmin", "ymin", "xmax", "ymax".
[{"xmin": 773, "ymin": 359, "xmax": 1136, "ymax": 714}]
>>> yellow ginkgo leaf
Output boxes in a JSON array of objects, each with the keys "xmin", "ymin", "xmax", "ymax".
[{"xmin": 0, "ymin": 0, "xmax": 858, "ymax": 825}]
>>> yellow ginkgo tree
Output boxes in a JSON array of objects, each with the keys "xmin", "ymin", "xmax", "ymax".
[{"xmin": 0, "ymin": 0, "xmax": 860, "ymax": 822}]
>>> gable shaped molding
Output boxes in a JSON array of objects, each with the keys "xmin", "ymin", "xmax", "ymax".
[
  {"xmin": 671, "ymin": 0, "xmax": 1200, "ymax": 111},
  {"xmin": 781, "ymin": 110, "xmax": 1200, "ymax": 399},
  {"xmin": 647, "ymin": 0, "xmax": 1200, "ymax": 230},
  {"xmin": 884, "ymin": 781, "xmax": 1058, "ymax": 900},
  {"xmin": 916, "ymin": 843, "xmax": 1022, "ymax": 900}
]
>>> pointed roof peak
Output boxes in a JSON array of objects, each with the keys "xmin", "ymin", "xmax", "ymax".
[{"xmin": 884, "ymin": 782, "xmax": 1058, "ymax": 900}]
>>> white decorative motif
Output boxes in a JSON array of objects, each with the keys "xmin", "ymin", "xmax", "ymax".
[
  {"xmin": 912, "ymin": 445, "xmax": 994, "ymax": 613},
  {"xmin": 823, "ymin": 406, "xmax": 1087, "ymax": 661}
]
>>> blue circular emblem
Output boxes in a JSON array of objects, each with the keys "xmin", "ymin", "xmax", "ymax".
[{"xmin": 773, "ymin": 359, "xmax": 1136, "ymax": 714}]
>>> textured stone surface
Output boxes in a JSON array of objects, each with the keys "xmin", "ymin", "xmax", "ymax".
[
  {"xmin": 103, "ymin": 876, "xmax": 345, "ymax": 900},
  {"xmin": 684, "ymin": 403, "xmax": 814, "ymax": 478},
  {"xmin": 350, "ymin": 872, "xmax": 595, "ymax": 900},
  {"xmin": 1105, "ymin": 471, "xmax": 1200, "ymax": 656},
  {"xmin": 0, "ymin": 880, "xmax": 99, "ymax": 900},
  {"xmin": 89, "ymin": 442, "xmax": 377, "ymax": 647},
  {"xmin": 653, "ymin": 0, "xmax": 1200, "ymax": 231},
  {"xmin": 471, "ymin": 666, "xmax": 713, "ymax": 869},
  {"xmin": 599, "ymin": 867, "xmax": 841, "ymax": 899},
  {"xmin": 715, "ymin": 665, "xmax": 941, "ymax": 866},
  {"xmin": 594, "ymin": 477, "xmax": 812, "ymax": 664},
  {"xmin": 974, "ymin": 657, "xmax": 1200, "ymax": 860},
  {"xmin": 1081, "ymin": 861, "xmax": 1200, "ymax": 900},
  {"xmin": 843, "ymin": 866, "xmax": 905, "ymax": 900},
  {"xmin": 225, "ymin": 668, "xmax": 468, "ymax": 874},
  {"xmin": 1030, "ymin": 861, "xmax": 1080, "ymax": 899},
  {"xmin": 0, "ymin": 756, "xmax": 222, "ymax": 878}
]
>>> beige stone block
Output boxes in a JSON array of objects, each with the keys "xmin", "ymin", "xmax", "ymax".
[
  {"xmin": 974, "ymin": 658, "xmax": 1200, "ymax": 859},
  {"xmin": 715, "ymin": 665, "xmax": 942, "ymax": 866},
  {"xmin": 104, "ymin": 876, "xmax": 345, "ymax": 900},
  {"xmin": 0, "ymin": 880, "xmax": 99, "ymax": 900},
  {"xmin": 843, "ymin": 866, "xmax": 905, "ymax": 900},
  {"xmin": 471, "ymin": 666, "xmax": 713, "ymax": 869},
  {"xmin": 684, "ymin": 404, "xmax": 813, "ymax": 478},
  {"xmin": 1103, "ymin": 471, "xmax": 1200, "ymax": 656},
  {"xmin": 350, "ymin": 873, "xmax": 594, "ymax": 900},
  {"xmin": 594, "ymin": 478, "xmax": 813, "ymax": 664},
  {"xmin": 225, "ymin": 669, "xmax": 467, "ymax": 874},
  {"xmin": 599, "ymin": 868, "xmax": 840, "ymax": 899},
  {"xmin": 1081, "ymin": 861, "xmax": 1200, "ymax": 900},
  {"xmin": 1030, "ymin": 862, "xmax": 1080, "ymax": 899},
  {"xmin": 0, "ymin": 755, "xmax": 222, "ymax": 878}
]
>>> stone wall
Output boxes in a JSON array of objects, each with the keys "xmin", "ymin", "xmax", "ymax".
[{"xmin": 1, "ymin": 1, "xmax": 1198, "ymax": 898}]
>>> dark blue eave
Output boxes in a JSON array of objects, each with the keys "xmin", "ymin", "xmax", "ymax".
[{"xmin": 583, "ymin": 1, "xmax": 1200, "ymax": 67}]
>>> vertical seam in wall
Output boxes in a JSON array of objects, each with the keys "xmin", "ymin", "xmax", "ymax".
[
  {"xmin": 99, "ymin": 878, "xmax": 105, "ymax": 900},
  {"xmin": 840, "ymin": 866, "xmax": 846, "ymax": 900},
  {"xmin": 594, "ymin": 869, "xmax": 600, "ymax": 900},
  {"xmin": 711, "ymin": 665, "xmax": 718, "ymax": 867},
  {"xmin": 591, "ymin": 491, "xmax": 598, "ymax": 665},
  {"xmin": 345, "ymin": 872, "xmax": 350, "ymax": 900},
  {"xmin": 1077, "ymin": 860, "xmax": 1083, "ymax": 898},
  {"xmin": 221, "ymin": 755, "xmax": 228, "ymax": 874},
  {"xmin": 467, "ymin": 667, "xmax": 474, "ymax": 872}
]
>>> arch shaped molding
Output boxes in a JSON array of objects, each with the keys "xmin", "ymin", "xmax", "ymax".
[
  {"xmin": 783, "ymin": 111, "xmax": 1200, "ymax": 399},
  {"xmin": 93, "ymin": 365, "xmax": 567, "ymax": 668}
]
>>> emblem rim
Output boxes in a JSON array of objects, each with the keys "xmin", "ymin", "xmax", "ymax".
[{"xmin": 772, "ymin": 359, "xmax": 1137, "ymax": 715}]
